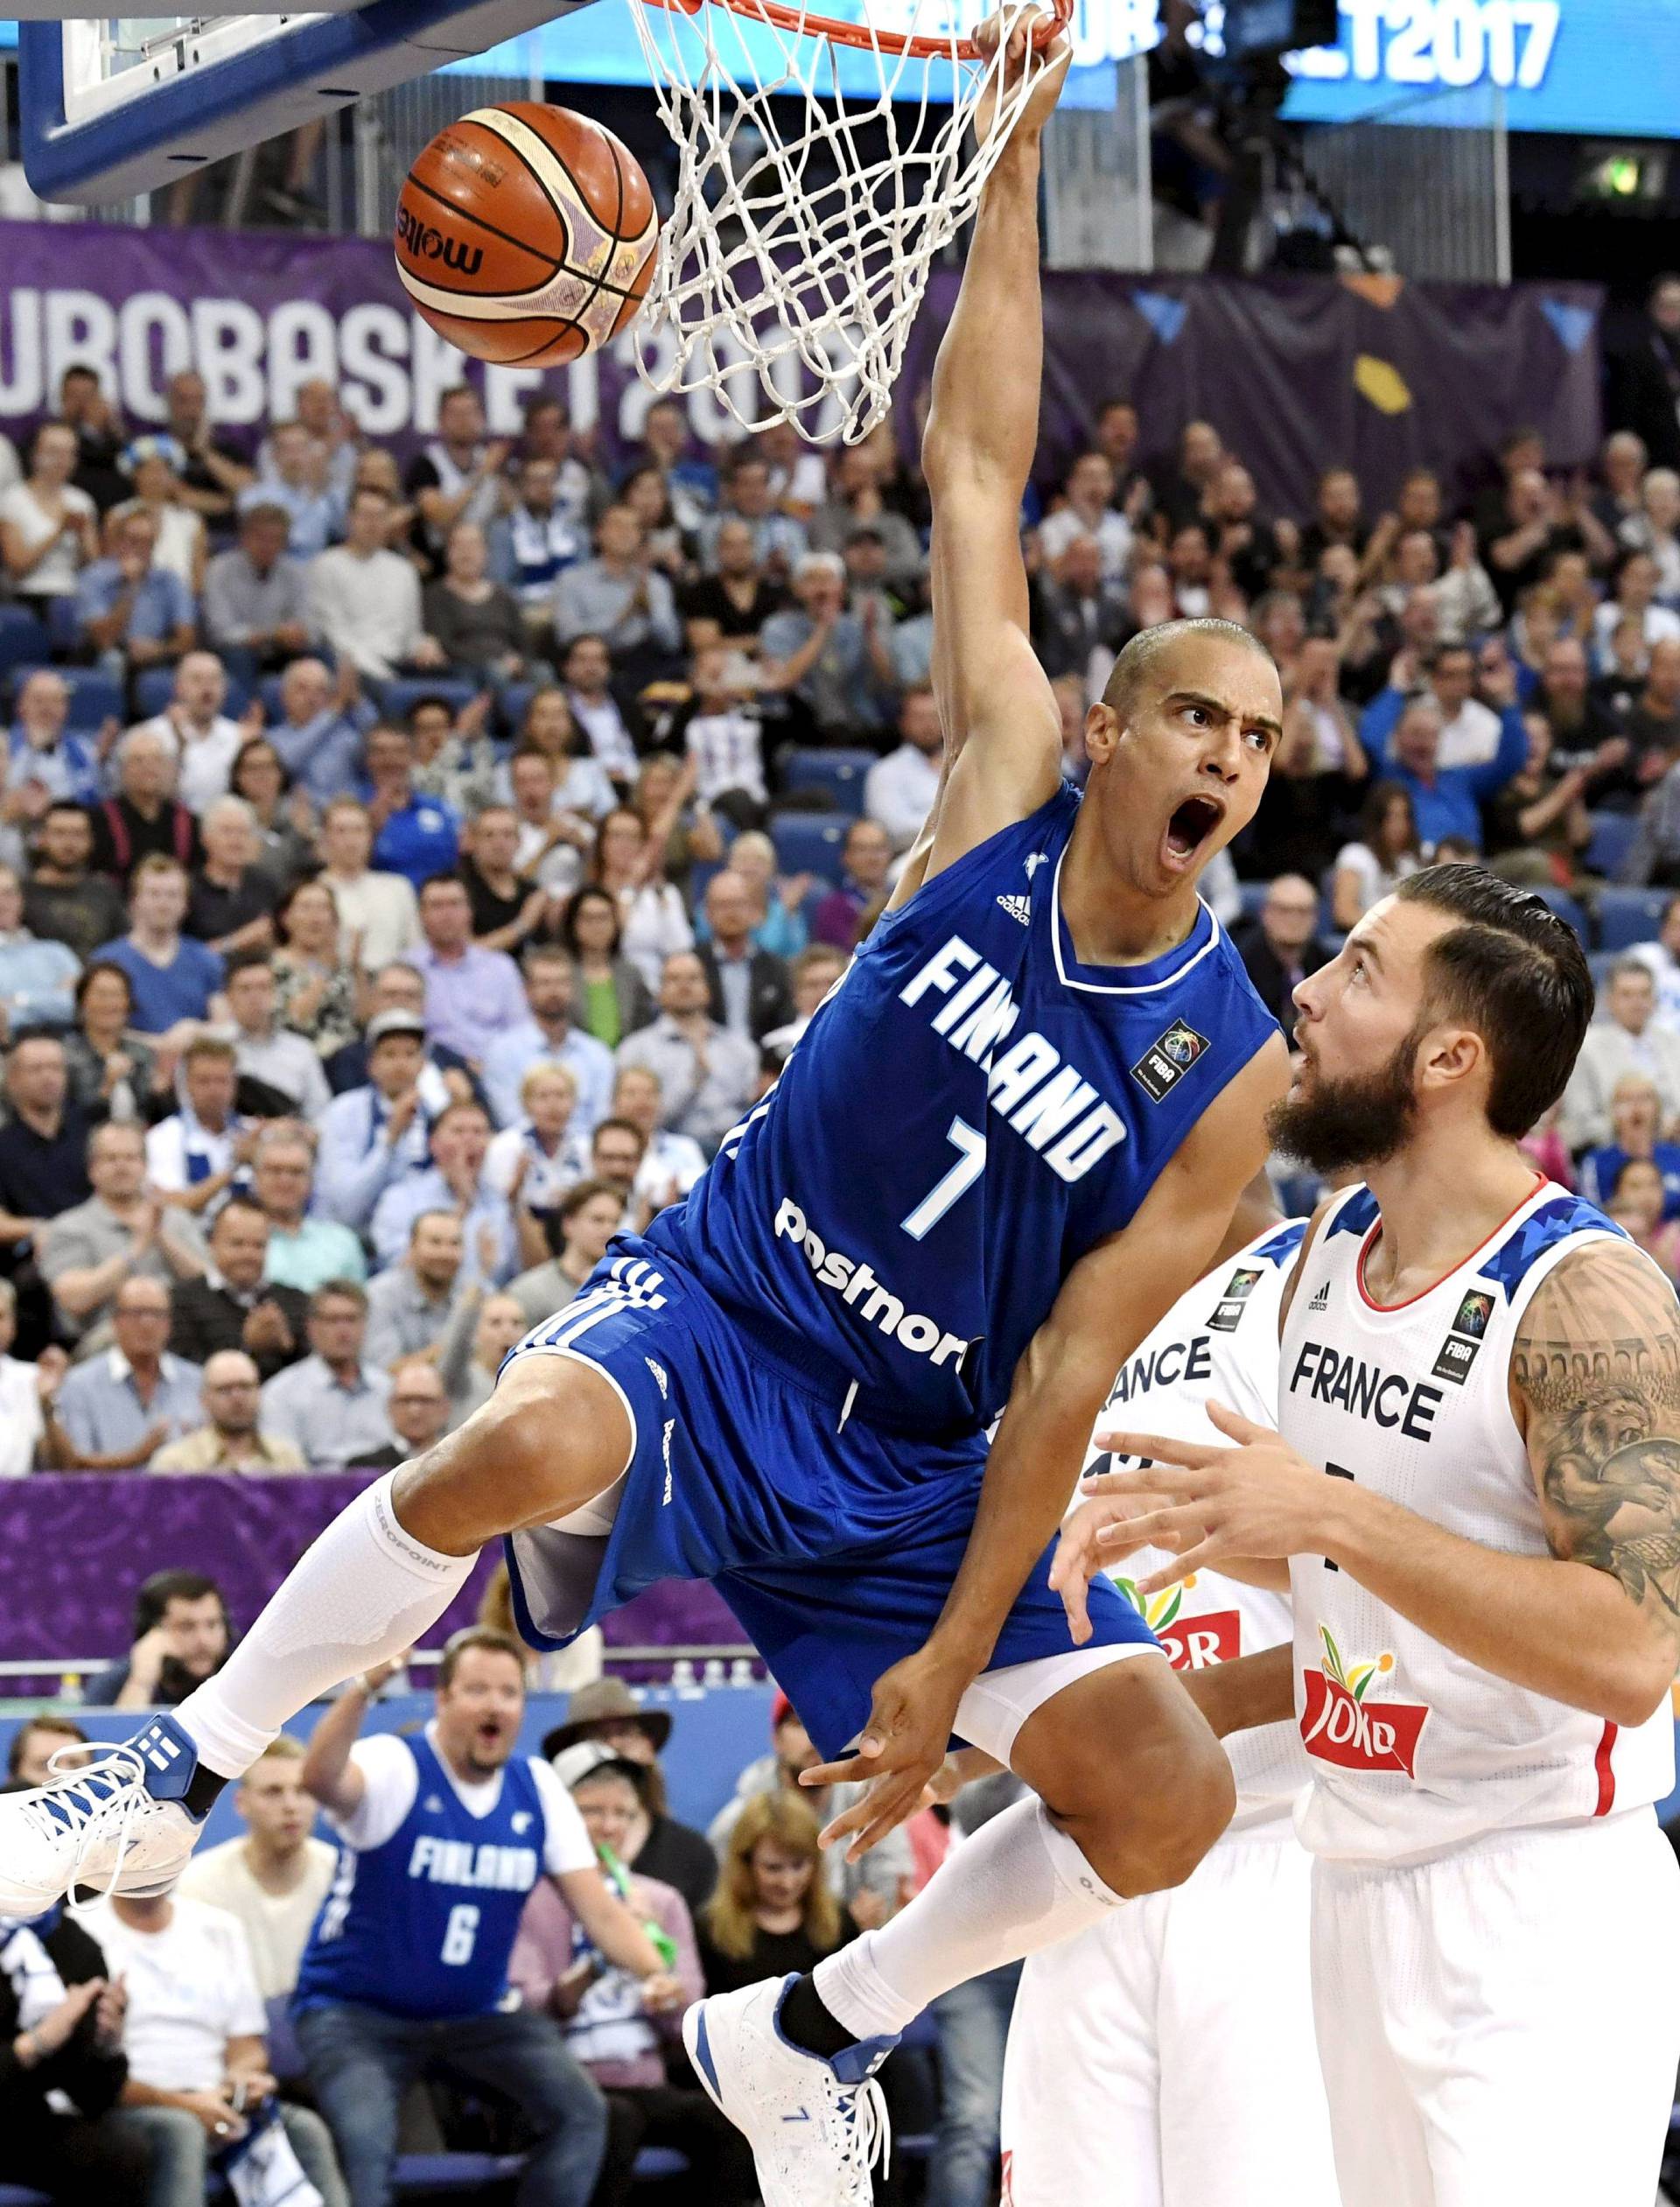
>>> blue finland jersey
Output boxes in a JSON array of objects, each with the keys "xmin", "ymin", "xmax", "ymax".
[
  {"xmin": 293, "ymin": 1734, "xmax": 548, "ymax": 2022},
  {"xmin": 654, "ymin": 784, "xmax": 1278, "ymax": 1431}
]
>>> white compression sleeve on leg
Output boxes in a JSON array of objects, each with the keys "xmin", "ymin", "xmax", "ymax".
[
  {"xmin": 173, "ymin": 1474, "xmax": 478, "ymax": 1779},
  {"xmin": 814, "ymin": 1797, "xmax": 1124, "ymax": 2041}
]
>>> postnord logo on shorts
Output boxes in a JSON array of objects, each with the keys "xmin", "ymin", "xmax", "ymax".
[
  {"xmin": 1299, "ymin": 1625, "xmax": 1428, "ymax": 1778},
  {"xmin": 1112, "ymin": 1575, "xmax": 1241, "ymax": 1671}
]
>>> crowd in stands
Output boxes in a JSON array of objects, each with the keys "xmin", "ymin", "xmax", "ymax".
[{"xmin": 0, "ymin": 360, "xmax": 1676, "ymax": 1475}]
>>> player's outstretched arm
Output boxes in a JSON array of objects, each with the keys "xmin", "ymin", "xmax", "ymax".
[{"xmin": 914, "ymin": 11, "xmax": 1072, "ymax": 892}]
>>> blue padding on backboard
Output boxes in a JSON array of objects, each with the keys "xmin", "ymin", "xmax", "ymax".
[{"xmin": 20, "ymin": 0, "xmax": 598, "ymax": 203}]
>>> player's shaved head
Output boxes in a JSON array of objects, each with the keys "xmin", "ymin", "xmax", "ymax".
[{"xmin": 1102, "ymin": 618, "xmax": 1276, "ymax": 727}]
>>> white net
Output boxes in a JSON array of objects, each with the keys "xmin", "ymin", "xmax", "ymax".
[{"xmin": 628, "ymin": 0, "xmax": 1057, "ymax": 445}]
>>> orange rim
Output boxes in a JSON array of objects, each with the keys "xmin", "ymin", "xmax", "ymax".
[{"xmin": 640, "ymin": 0, "xmax": 1070, "ymax": 63}]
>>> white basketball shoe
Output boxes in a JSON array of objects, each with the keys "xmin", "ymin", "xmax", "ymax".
[
  {"xmin": 0, "ymin": 1715, "xmax": 208, "ymax": 1915},
  {"xmin": 682, "ymin": 1974, "xmax": 896, "ymax": 2207}
]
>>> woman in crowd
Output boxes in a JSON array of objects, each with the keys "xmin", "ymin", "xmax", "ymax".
[
  {"xmin": 0, "ymin": 420, "xmax": 99, "ymax": 607},
  {"xmin": 692, "ymin": 829, "xmax": 810, "ymax": 962},
  {"xmin": 185, "ymin": 795, "xmax": 277, "ymax": 957},
  {"xmin": 698, "ymin": 1791, "xmax": 857, "ymax": 2000},
  {"xmin": 229, "ymin": 736, "xmax": 316, "ymax": 889},
  {"xmin": 589, "ymin": 806, "xmax": 695, "ymax": 994},
  {"xmin": 500, "ymin": 687, "xmax": 618, "ymax": 825},
  {"xmin": 1606, "ymin": 1155, "xmax": 1680, "ymax": 1283},
  {"xmin": 511, "ymin": 1750, "xmax": 746, "ymax": 2207},
  {"xmin": 271, "ymin": 877, "xmax": 363, "ymax": 1060},
  {"xmin": 1331, "ymin": 778, "xmax": 1422, "ymax": 930},
  {"xmin": 631, "ymin": 753, "xmax": 723, "ymax": 896},
  {"xmin": 422, "ymin": 520, "xmax": 528, "ymax": 683},
  {"xmin": 0, "ymin": 864, "xmax": 80, "ymax": 1034},
  {"xmin": 561, "ymin": 886, "xmax": 656, "ymax": 1049},
  {"xmin": 61, "ymin": 959, "xmax": 159, "ymax": 1122},
  {"xmin": 486, "ymin": 1061, "xmax": 590, "ymax": 1265},
  {"xmin": 620, "ymin": 464, "xmax": 692, "ymax": 583}
]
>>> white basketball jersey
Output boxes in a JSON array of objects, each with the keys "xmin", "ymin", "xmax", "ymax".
[
  {"xmin": 1083, "ymin": 1216, "xmax": 1311, "ymax": 1827},
  {"xmin": 1282, "ymin": 1178, "xmax": 1676, "ymax": 1867}
]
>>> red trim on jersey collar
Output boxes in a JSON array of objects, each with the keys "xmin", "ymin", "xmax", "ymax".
[{"xmin": 1354, "ymin": 1174, "xmax": 1547, "ymax": 1314}]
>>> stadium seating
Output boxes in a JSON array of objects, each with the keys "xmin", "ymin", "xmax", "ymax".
[
  {"xmin": 1595, "ymin": 887, "xmax": 1669, "ymax": 952},
  {"xmin": 772, "ymin": 811, "xmax": 853, "ymax": 877},
  {"xmin": 1585, "ymin": 811, "xmax": 1638, "ymax": 880},
  {"xmin": 780, "ymin": 747, "xmax": 875, "ymax": 815},
  {"xmin": 0, "ymin": 606, "xmax": 49, "ymax": 680},
  {"xmin": 1535, "ymin": 886, "xmax": 1589, "ymax": 943}
]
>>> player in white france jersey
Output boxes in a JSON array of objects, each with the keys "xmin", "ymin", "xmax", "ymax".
[
  {"xmin": 1054, "ymin": 863, "xmax": 1680, "ymax": 2207},
  {"xmin": 1001, "ymin": 1207, "xmax": 1339, "ymax": 2207}
]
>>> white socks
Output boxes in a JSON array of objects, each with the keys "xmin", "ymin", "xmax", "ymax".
[
  {"xmin": 813, "ymin": 1797, "xmax": 1124, "ymax": 2041},
  {"xmin": 174, "ymin": 1474, "xmax": 478, "ymax": 1780}
]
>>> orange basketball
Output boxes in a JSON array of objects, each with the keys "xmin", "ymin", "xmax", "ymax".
[{"xmin": 394, "ymin": 102, "xmax": 660, "ymax": 368}]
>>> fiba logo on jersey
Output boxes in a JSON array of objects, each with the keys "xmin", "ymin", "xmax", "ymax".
[
  {"xmin": 1432, "ymin": 1287, "xmax": 1495, "ymax": 1384},
  {"xmin": 1130, "ymin": 1020, "xmax": 1209, "ymax": 1104},
  {"xmin": 1300, "ymin": 1629, "xmax": 1429, "ymax": 1778}
]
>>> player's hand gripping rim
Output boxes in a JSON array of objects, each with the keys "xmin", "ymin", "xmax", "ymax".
[
  {"xmin": 798, "ymin": 1649, "xmax": 964, "ymax": 1862},
  {"xmin": 1048, "ymin": 1400, "xmax": 1330, "ymax": 1641}
]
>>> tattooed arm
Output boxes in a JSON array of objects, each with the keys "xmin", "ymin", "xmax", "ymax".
[
  {"xmin": 1060, "ymin": 1238, "xmax": 1680, "ymax": 1724},
  {"xmin": 1513, "ymin": 1239, "xmax": 1680, "ymax": 1712}
]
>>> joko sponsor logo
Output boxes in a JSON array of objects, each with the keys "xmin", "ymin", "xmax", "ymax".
[{"xmin": 1299, "ymin": 1625, "xmax": 1428, "ymax": 1777}]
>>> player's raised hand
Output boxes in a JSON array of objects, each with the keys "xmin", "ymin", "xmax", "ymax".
[
  {"xmin": 971, "ymin": 5, "xmax": 1071, "ymax": 145},
  {"xmin": 799, "ymin": 1647, "xmax": 969, "ymax": 1861}
]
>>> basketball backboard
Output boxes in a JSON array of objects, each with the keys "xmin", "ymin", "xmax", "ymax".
[{"xmin": 18, "ymin": 2, "xmax": 603, "ymax": 203}]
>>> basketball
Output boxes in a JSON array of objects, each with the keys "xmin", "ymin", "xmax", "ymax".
[{"xmin": 393, "ymin": 102, "xmax": 660, "ymax": 368}]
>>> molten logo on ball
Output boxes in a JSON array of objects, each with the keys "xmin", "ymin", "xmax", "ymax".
[
  {"xmin": 393, "ymin": 207, "xmax": 483, "ymax": 278},
  {"xmin": 394, "ymin": 101, "xmax": 661, "ymax": 370}
]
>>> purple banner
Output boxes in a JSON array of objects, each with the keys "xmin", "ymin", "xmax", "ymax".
[
  {"xmin": 0, "ymin": 215, "xmax": 1601, "ymax": 517},
  {"xmin": 0, "ymin": 1472, "xmax": 741, "ymax": 1674}
]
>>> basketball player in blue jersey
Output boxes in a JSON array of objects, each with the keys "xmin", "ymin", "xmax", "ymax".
[{"xmin": 0, "ymin": 19, "xmax": 1290, "ymax": 2205}]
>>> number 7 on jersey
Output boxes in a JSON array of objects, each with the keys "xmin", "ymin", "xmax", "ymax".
[{"xmin": 901, "ymin": 1118, "xmax": 987, "ymax": 1241}]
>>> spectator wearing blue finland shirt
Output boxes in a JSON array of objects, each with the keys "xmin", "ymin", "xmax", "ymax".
[{"xmin": 292, "ymin": 1631, "xmax": 668, "ymax": 2207}]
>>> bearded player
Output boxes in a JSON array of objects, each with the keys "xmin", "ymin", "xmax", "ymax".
[
  {"xmin": 0, "ymin": 22, "xmax": 1290, "ymax": 2207},
  {"xmin": 1056, "ymin": 865, "xmax": 1680, "ymax": 2207}
]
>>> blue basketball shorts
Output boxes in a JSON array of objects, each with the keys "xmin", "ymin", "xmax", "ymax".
[{"xmin": 500, "ymin": 1237, "xmax": 1155, "ymax": 1759}]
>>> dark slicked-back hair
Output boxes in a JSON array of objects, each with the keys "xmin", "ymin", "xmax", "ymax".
[
  {"xmin": 1102, "ymin": 618, "xmax": 1276, "ymax": 725},
  {"xmin": 1395, "ymin": 865, "xmax": 1592, "ymax": 1138}
]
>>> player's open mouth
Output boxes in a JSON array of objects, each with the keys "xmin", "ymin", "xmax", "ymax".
[{"xmin": 1164, "ymin": 795, "xmax": 1222, "ymax": 864}]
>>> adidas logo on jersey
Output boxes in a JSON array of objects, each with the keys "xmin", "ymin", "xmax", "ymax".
[
  {"xmin": 1308, "ymin": 1282, "xmax": 1330, "ymax": 1311},
  {"xmin": 645, "ymin": 1357, "xmax": 669, "ymax": 1398},
  {"xmin": 996, "ymin": 893, "xmax": 1032, "ymax": 925}
]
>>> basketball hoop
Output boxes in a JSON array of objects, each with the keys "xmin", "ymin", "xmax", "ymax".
[{"xmin": 628, "ymin": 0, "xmax": 1068, "ymax": 445}]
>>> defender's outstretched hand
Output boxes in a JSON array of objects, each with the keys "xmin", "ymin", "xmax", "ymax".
[{"xmin": 1053, "ymin": 1401, "xmax": 1334, "ymax": 1639}]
